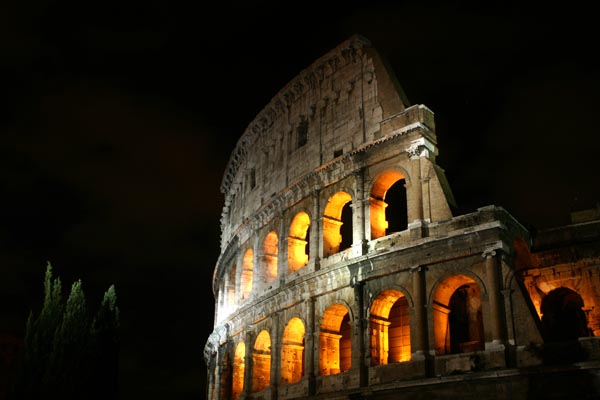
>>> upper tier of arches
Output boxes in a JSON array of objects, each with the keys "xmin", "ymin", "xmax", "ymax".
[{"xmin": 218, "ymin": 35, "xmax": 421, "ymax": 254}]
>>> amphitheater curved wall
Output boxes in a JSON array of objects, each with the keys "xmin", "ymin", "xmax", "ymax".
[{"xmin": 204, "ymin": 35, "xmax": 600, "ymax": 400}]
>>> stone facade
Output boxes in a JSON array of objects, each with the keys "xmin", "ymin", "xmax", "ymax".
[{"xmin": 204, "ymin": 35, "xmax": 600, "ymax": 399}]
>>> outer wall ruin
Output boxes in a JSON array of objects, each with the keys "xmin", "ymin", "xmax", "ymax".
[{"xmin": 204, "ymin": 35, "xmax": 600, "ymax": 399}]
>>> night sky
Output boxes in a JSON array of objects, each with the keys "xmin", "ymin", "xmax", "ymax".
[{"xmin": 1, "ymin": 1, "xmax": 599, "ymax": 398}]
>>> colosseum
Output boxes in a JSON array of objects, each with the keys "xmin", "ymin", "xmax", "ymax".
[{"xmin": 204, "ymin": 35, "xmax": 600, "ymax": 399}]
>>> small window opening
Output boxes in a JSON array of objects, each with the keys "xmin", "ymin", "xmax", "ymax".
[
  {"xmin": 249, "ymin": 168, "xmax": 256, "ymax": 190},
  {"xmin": 297, "ymin": 118, "xmax": 308, "ymax": 148}
]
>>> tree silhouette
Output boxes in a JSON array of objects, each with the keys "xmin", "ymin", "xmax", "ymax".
[{"xmin": 15, "ymin": 262, "xmax": 119, "ymax": 399}]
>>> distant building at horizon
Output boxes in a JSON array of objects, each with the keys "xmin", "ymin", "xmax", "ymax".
[{"xmin": 204, "ymin": 35, "xmax": 600, "ymax": 399}]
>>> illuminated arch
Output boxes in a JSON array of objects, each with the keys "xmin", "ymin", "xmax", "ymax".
[
  {"xmin": 252, "ymin": 330, "xmax": 271, "ymax": 392},
  {"xmin": 369, "ymin": 289, "xmax": 411, "ymax": 365},
  {"xmin": 240, "ymin": 248, "xmax": 254, "ymax": 300},
  {"xmin": 432, "ymin": 274, "xmax": 484, "ymax": 355},
  {"xmin": 370, "ymin": 170, "xmax": 408, "ymax": 239},
  {"xmin": 319, "ymin": 304, "xmax": 352, "ymax": 375},
  {"xmin": 260, "ymin": 231, "xmax": 278, "ymax": 286},
  {"xmin": 281, "ymin": 317, "xmax": 305, "ymax": 384},
  {"xmin": 227, "ymin": 264, "xmax": 237, "ymax": 306},
  {"xmin": 288, "ymin": 212, "xmax": 311, "ymax": 273},
  {"xmin": 323, "ymin": 192, "xmax": 353, "ymax": 257},
  {"xmin": 232, "ymin": 342, "xmax": 245, "ymax": 399}
]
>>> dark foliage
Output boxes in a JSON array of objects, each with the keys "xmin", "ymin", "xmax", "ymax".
[{"xmin": 13, "ymin": 263, "xmax": 119, "ymax": 400}]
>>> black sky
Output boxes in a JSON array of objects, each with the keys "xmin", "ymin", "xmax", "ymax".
[{"xmin": 1, "ymin": 1, "xmax": 599, "ymax": 399}]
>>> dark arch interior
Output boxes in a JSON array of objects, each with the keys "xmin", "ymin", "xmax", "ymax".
[
  {"xmin": 448, "ymin": 284, "xmax": 484, "ymax": 354},
  {"xmin": 541, "ymin": 286, "xmax": 590, "ymax": 342},
  {"xmin": 340, "ymin": 202, "xmax": 353, "ymax": 251},
  {"xmin": 385, "ymin": 179, "xmax": 408, "ymax": 234}
]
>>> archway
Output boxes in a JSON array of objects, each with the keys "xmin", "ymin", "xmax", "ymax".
[
  {"xmin": 288, "ymin": 212, "xmax": 310, "ymax": 272},
  {"xmin": 252, "ymin": 330, "xmax": 271, "ymax": 392},
  {"xmin": 227, "ymin": 264, "xmax": 237, "ymax": 306},
  {"xmin": 232, "ymin": 342, "xmax": 245, "ymax": 399},
  {"xmin": 541, "ymin": 286, "xmax": 590, "ymax": 342},
  {"xmin": 433, "ymin": 275, "xmax": 484, "ymax": 355},
  {"xmin": 281, "ymin": 317, "xmax": 305, "ymax": 384},
  {"xmin": 240, "ymin": 248, "xmax": 254, "ymax": 300},
  {"xmin": 370, "ymin": 170, "xmax": 407, "ymax": 239},
  {"xmin": 218, "ymin": 350, "xmax": 231, "ymax": 400},
  {"xmin": 261, "ymin": 231, "xmax": 278, "ymax": 286},
  {"xmin": 319, "ymin": 304, "xmax": 352, "ymax": 375},
  {"xmin": 369, "ymin": 289, "xmax": 411, "ymax": 365},
  {"xmin": 323, "ymin": 192, "xmax": 353, "ymax": 257}
]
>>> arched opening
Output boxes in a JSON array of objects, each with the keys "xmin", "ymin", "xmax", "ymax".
[
  {"xmin": 433, "ymin": 275, "xmax": 484, "ymax": 355},
  {"xmin": 232, "ymin": 342, "xmax": 245, "ymax": 399},
  {"xmin": 281, "ymin": 317, "xmax": 305, "ymax": 384},
  {"xmin": 240, "ymin": 249, "xmax": 254, "ymax": 301},
  {"xmin": 252, "ymin": 330, "xmax": 271, "ymax": 392},
  {"xmin": 319, "ymin": 304, "xmax": 352, "ymax": 375},
  {"xmin": 228, "ymin": 264, "xmax": 237, "ymax": 306},
  {"xmin": 369, "ymin": 289, "xmax": 411, "ymax": 365},
  {"xmin": 370, "ymin": 170, "xmax": 407, "ymax": 240},
  {"xmin": 323, "ymin": 192, "xmax": 353, "ymax": 257},
  {"xmin": 541, "ymin": 286, "xmax": 591, "ymax": 342},
  {"xmin": 218, "ymin": 281, "xmax": 225, "ymax": 315},
  {"xmin": 219, "ymin": 350, "xmax": 231, "ymax": 400},
  {"xmin": 288, "ymin": 212, "xmax": 311, "ymax": 273},
  {"xmin": 261, "ymin": 231, "xmax": 278, "ymax": 287}
]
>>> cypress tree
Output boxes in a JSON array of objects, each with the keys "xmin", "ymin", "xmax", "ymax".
[
  {"xmin": 45, "ymin": 280, "xmax": 90, "ymax": 398},
  {"xmin": 15, "ymin": 262, "xmax": 119, "ymax": 399},
  {"xmin": 18, "ymin": 262, "xmax": 64, "ymax": 399}
]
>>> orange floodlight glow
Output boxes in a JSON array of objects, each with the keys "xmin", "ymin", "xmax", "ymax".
[
  {"xmin": 370, "ymin": 170, "xmax": 404, "ymax": 239},
  {"xmin": 288, "ymin": 212, "xmax": 310, "ymax": 272},
  {"xmin": 281, "ymin": 317, "xmax": 305, "ymax": 384},
  {"xmin": 323, "ymin": 192, "xmax": 352, "ymax": 257},
  {"xmin": 232, "ymin": 342, "xmax": 246, "ymax": 399},
  {"xmin": 252, "ymin": 330, "xmax": 271, "ymax": 392}
]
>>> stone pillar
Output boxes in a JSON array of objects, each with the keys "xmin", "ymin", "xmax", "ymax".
[
  {"xmin": 352, "ymin": 169, "xmax": 368, "ymax": 256},
  {"xmin": 410, "ymin": 265, "xmax": 429, "ymax": 357},
  {"xmin": 319, "ymin": 332, "xmax": 343, "ymax": 374},
  {"xmin": 370, "ymin": 318, "xmax": 390, "ymax": 364},
  {"xmin": 306, "ymin": 297, "xmax": 317, "ymax": 395},
  {"xmin": 352, "ymin": 280, "xmax": 368, "ymax": 387},
  {"xmin": 243, "ymin": 331, "xmax": 254, "ymax": 397},
  {"xmin": 322, "ymin": 216, "xmax": 343, "ymax": 257},
  {"xmin": 483, "ymin": 249, "xmax": 505, "ymax": 346},
  {"xmin": 270, "ymin": 313, "xmax": 281, "ymax": 400},
  {"xmin": 278, "ymin": 214, "xmax": 287, "ymax": 286},
  {"xmin": 369, "ymin": 197, "xmax": 388, "ymax": 239},
  {"xmin": 208, "ymin": 351, "xmax": 217, "ymax": 400},
  {"xmin": 405, "ymin": 142, "xmax": 424, "ymax": 225},
  {"xmin": 310, "ymin": 190, "xmax": 321, "ymax": 271}
]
